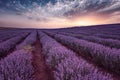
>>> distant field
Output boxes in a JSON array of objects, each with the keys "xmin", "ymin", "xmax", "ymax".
[
  {"xmin": 0, "ymin": 24, "xmax": 120, "ymax": 80},
  {"xmin": 0, "ymin": 26, "xmax": 28, "ymax": 29}
]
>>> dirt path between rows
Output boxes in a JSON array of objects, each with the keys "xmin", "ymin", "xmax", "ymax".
[{"xmin": 32, "ymin": 34, "xmax": 54, "ymax": 80}]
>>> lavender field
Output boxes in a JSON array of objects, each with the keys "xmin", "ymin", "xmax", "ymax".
[{"xmin": 0, "ymin": 24, "xmax": 120, "ymax": 80}]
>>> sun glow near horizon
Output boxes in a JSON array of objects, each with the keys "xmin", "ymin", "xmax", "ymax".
[{"xmin": 0, "ymin": 12, "xmax": 119, "ymax": 29}]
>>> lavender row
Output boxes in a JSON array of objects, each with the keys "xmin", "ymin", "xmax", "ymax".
[
  {"xmin": 0, "ymin": 30, "xmax": 31, "ymax": 43},
  {"xmin": 45, "ymin": 32, "xmax": 120, "ymax": 75},
  {"xmin": 0, "ymin": 49, "xmax": 35, "ymax": 80},
  {"xmin": 38, "ymin": 31, "xmax": 113, "ymax": 80},
  {"xmin": 16, "ymin": 31, "xmax": 37, "ymax": 50},
  {"xmin": 0, "ymin": 35, "xmax": 16, "ymax": 43},
  {"xmin": 93, "ymin": 34, "xmax": 120, "ymax": 40},
  {"xmin": 58, "ymin": 32, "xmax": 120, "ymax": 49},
  {"xmin": 61, "ymin": 24, "xmax": 120, "ymax": 36},
  {"xmin": 0, "ymin": 34, "xmax": 27, "ymax": 58},
  {"xmin": 0, "ymin": 30, "xmax": 29, "ymax": 38},
  {"xmin": 81, "ymin": 36, "xmax": 120, "ymax": 49},
  {"xmin": 0, "ymin": 29, "xmax": 31, "ymax": 35}
]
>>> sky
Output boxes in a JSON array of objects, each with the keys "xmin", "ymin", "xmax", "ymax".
[{"xmin": 0, "ymin": 0, "xmax": 120, "ymax": 28}]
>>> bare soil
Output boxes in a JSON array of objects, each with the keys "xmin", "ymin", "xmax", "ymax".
[{"xmin": 32, "ymin": 35, "xmax": 54, "ymax": 80}]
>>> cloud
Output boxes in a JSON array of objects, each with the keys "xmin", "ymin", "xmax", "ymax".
[
  {"xmin": 0, "ymin": 0, "xmax": 120, "ymax": 27},
  {"xmin": 18, "ymin": 0, "xmax": 119, "ymax": 21},
  {"xmin": 98, "ymin": 0, "xmax": 120, "ymax": 14}
]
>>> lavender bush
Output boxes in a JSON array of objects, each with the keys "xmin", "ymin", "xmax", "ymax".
[
  {"xmin": 38, "ymin": 31, "xmax": 113, "ymax": 80},
  {"xmin": 0, "ymin": 36, "xmax": 26, "ymax": 57},
  {"xmin": 47, "ymin": 33, "xmax": 120, "ymax": 75},
  {"xmin": 55, "ymin": 57, "xmax": 112, "ymax": 80},
  {"xmin": 16, "ymin": 31, "xmax": 37, "ymax": 50},
  {"xmin": 0, "ymin": 30, "xmax": 30, "ymax": 43},
  {"xmin": 58, "ymin": 32, "xmax": 120, "ymax": 49},
  {"xmin": 93, "ymin": 34, "xmax": 120, "ymax": 40},
  {"xmin": 81, "ymin": 36, "xmax": 120, "ymax": 49},
  {"xmin": 0, "ymin": 49, "xmax": 35, "ymax": 80}
]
